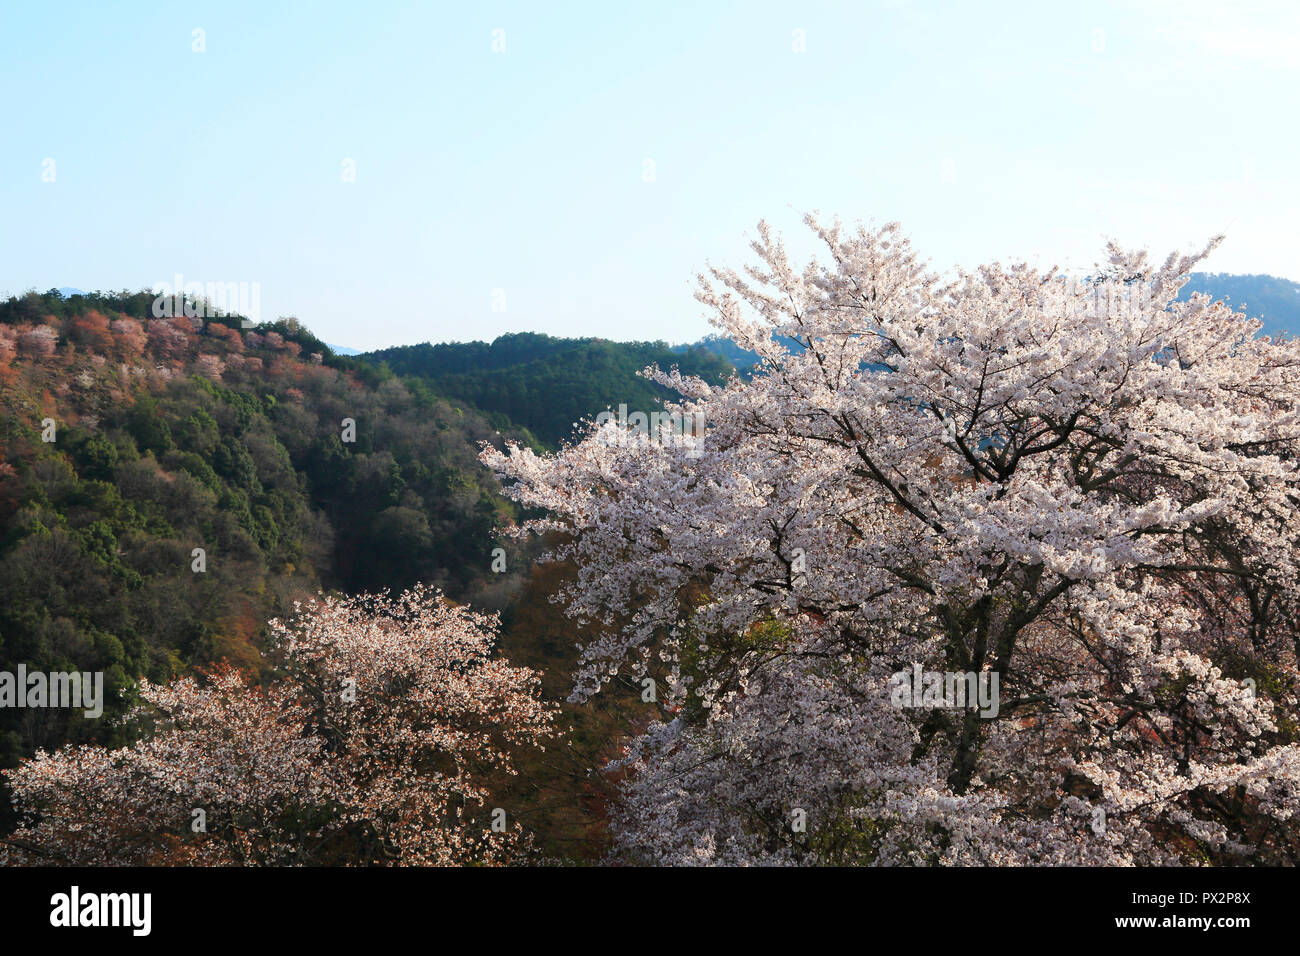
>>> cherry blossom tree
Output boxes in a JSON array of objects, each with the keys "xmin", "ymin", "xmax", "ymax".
[
  {"xmin": 1, "ymin": 587, "xmax": 557, "ymax": 866},
  {"xmin": 16, "ymin": 324, "xmax": 57, "ymax": 359},
  {"xmin": 145, "ymin": 318, "xmax": 190, "ymax": 364},
  {"xmin": 194, "ymin": 353, "xmax": 226, "ymax": 381},
  {"xmin": 110, "ymin": 317, "xmax": 148, "ymax": 355},
  {"xmin": 486, "ymin": 216, "xmax": 1300, "ymax": 865}
]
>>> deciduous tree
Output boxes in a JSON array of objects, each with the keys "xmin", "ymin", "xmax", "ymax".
[
  {"xmin": 487, "ymin": 217, "xmax": 1300, "ymax": 865},
  {"xmin": 2, "ymin": 588, "xmax": 557, "ymax": 865}
]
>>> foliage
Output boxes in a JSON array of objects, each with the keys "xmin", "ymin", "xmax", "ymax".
[{"xmin": 362, "ymin": 332, "xmax": 734, "ymax": 447}]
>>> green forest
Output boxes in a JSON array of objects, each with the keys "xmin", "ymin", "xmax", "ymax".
[
  {"xmin": 0, "ymin": 290, "xmax": 698, "ymax": 850},
  {"xmin": 362, "ymin": 332, "xmax": 733, "ymax": 446}
]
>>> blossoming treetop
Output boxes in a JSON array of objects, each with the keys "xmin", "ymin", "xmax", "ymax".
[{"xmin": 487, "ymin": 216, "xmax": 1300, "ymax": 864}]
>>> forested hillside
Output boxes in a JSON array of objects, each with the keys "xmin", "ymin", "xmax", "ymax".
[
  {"xmin": 0, "ymin": 290, "xmax": 677, "ymax": 854},
  {"xmin": 361, "ymin": 332, "xmax": 733, "ymax": 446},
  {"xmin": 0, "ymin": 291, "xmax": 540, "ymax": 827}
]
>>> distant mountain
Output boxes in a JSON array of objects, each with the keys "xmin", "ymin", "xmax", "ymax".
[
  {"xmin": 671, "ymin": 334, "xmax": 798, "ymax": 376},
  {"xmin": 360, "ymin": 332, "xmax": 733, "ymax": 447},
  {"xmin": 1183, "ymin": 273, "xmax": 1299, "ymax": 339},
  {"xmin": 326, "ymin": 342, "xmax": 362, "ymax": 356}
]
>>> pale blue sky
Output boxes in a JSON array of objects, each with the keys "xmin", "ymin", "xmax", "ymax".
[{"xmin": 1, "ymin": 1, "xmax": 1296, "ymax": 350}]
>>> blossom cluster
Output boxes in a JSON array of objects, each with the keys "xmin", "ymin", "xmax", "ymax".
[
  {"xmin": 1, "ymin": 587, "xmax": 556, "ymax": 866},
  {"xmin": 487, "ymin": 217, "xmax": 1300, "ymax": 865}
]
